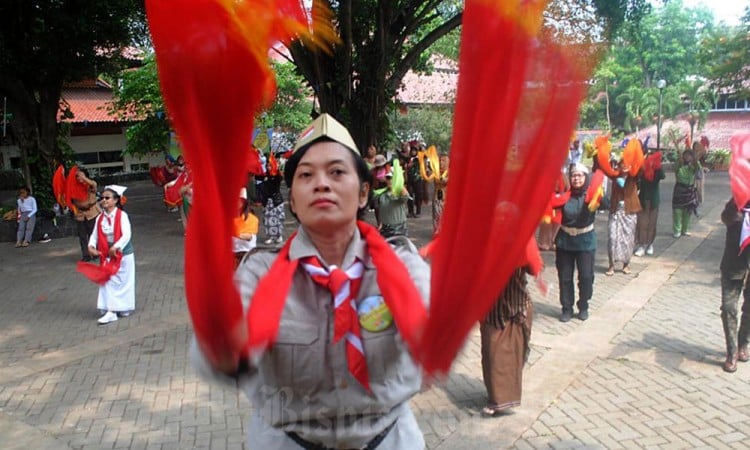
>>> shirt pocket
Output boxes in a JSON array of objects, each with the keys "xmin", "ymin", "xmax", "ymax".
[
  {"xmin": 265, "ymin": 321, "xmax": 322, "ymax": 397},
  {"xmin": 361, "ymin": 326, "xmax": 399, "ymax": 382}
]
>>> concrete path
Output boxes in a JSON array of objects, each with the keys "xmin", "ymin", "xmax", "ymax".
[{"xmin": 0, "ymin": 172, "xmax": 747, "ymax": 449}]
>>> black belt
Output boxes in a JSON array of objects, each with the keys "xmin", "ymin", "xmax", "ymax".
[{"xmin": 286, "ymin": 420, "xmax": 396, "ymax": 450}]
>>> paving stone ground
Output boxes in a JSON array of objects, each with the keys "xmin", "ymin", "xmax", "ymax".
[{"xmin": 1, "ymin": 171, "xmax": 747, "ymax": 450}]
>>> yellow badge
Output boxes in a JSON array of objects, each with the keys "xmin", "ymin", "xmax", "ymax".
[{"xmin": 358, "ymin": 296, "xmax": 393, "ymax": 332}]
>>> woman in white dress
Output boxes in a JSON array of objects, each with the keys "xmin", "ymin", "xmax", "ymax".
[{"xmin": 87, "ymin": 185, "xmax": 135, "ymax": 324}]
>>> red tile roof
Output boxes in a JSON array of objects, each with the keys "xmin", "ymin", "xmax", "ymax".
[
  {"xmin": 397, "ymin": 55, "xmax": 457, "ymax": 106},
  {"xmin": 59, "ymin": 79, "xmax": 120, "ymax": 124}
]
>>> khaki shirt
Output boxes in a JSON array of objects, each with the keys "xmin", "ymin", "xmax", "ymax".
[{"xmin": 192, "ymin": 226, "xmax": 430, "ymax": 449}]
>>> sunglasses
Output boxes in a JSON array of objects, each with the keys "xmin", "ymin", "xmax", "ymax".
[{"xmin": 101, "ymin": 196, "xmax": 113, "ymax": 200}]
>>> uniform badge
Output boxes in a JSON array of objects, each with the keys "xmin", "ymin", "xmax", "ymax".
[{"xmin": 358, "ymin": 295, "xmax": 393, "ymax": 332}]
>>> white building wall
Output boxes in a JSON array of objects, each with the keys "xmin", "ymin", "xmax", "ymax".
[{"xmin": 1, "ymin": 133, "xmax": 162, "ymax": 173}]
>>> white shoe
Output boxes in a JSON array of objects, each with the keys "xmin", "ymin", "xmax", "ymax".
[
  {"xmin": 634, "ymin": 246, "xmax": 645, "ymax": 257},
  {"xmin": 646, "ymin": 245, "xmax": 654, "ymax": 255},
  {"xmin": 275, "ymin": 236, "xmax": 284, "ymax": 244},
  {"xmin": 264, "ymin": 237, "xmax": 274, "ymax": 245},
  {"xmin": 97, "ymin": 311, "xmax": 118, "ymax": 325}
]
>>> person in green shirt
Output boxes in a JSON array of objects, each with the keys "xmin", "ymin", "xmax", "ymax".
[
  {"xmin": 672, "ymin": 148, "xmax": 700, "ymax": 238},
  {"xmin": 375, "ymin": 168, "xmax": 410, "ymax": 238}
]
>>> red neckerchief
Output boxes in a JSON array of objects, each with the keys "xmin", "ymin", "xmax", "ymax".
[
  {"xmin": 301, "ymin": 256, "xmax": 369, "ymax": 391},
  {"xmin": 245, "ymin": 221, "xmax": 427, "ymax": 362},
  {"xmin": 77, "ymin": 208, "xmax": 123, "ymax": 285}
]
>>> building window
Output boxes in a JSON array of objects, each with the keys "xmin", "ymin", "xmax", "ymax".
[
  {"xmin": 76, "ymin": 150, "xmax": 124, "ymax": 168},
  {"xmin": 712, "ymin": 94, "xmax": 749, "ymax": 111}
]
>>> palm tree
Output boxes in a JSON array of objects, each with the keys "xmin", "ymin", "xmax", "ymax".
[
  {"xmin": 615, "ymin": 86, "xmax": 658, "ymax": 133},
  {"xmin": 676, "ymin": 79, "xmax": 716, "ymax": 143}
]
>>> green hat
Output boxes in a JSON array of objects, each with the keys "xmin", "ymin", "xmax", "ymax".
[{"xmin": 293, "ymin": 113, "xmax": 360, "ymax": 155}]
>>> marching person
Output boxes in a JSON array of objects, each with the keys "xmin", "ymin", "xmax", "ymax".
[
  {"xmin": 555, "ymin": 163, "xmax": 597, "ymax": 322},
  {"xmin": 672, "ymin": 148, "xmax": 700, "ymax": 238},
  {"xmin": 480, "ymin": 262, "xmax": 535, "ymax": 417},
  {"xmin": 87, "ymin": 185, "xmax": 135, "ymax": 324},
  {"xmin": 719, "ymin": 199, "xmax": 750, "ymax": 373},
  {"xmin": 634, "ymin": 147, "xmax": 665, "ymax": 257},
  {"xmin": 191, "ymin": 114, "xmax": 431, "ymax": 449},
  {"xmin": 71, "ymin": 168, "xmax": 101, "ymax": 261}
]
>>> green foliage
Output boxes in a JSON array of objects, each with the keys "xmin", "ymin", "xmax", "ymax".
[
  {"xmin": 699, "ymin": 7, "xmax": 750, "ymax": 97},
  {"xmin": 0, "ymin": 170, "xmax": 25, "ymax": 191},
  {"xmin": 112, "ymin": 54, "xmax": 170, "ymax": 156},
  {"xmin": 427, "ymin": 28, "xmax": 460, "ymax": 62},
  {"xmin": 706, "ymin": 148, "xmax": 731, "ymax": 165},
  {"xmin": 579, "ymin": 0, "xmax": 717, "ymax": 133},
  {"xmin": 391, "ymin": 106, "xmax": 454, "ymax": 153},
  {"xmin": 115, "ymin": 55, "xmax": 313, "ymax": 156},
  {"xmin": 259, "ymin": 61, "xmax": 315, "ymax": 133},
  {"xmin": 0, "ymin": 0, "xmax": 147, "ymax": 207}
]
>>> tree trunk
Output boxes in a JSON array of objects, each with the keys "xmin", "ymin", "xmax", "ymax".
[
  {"xmin": 288, "ymin": 3, "xmax": 461, "ymax": 152},
  {"xmin": 6, "ymin": 82, "xmax": 63, "ymax": 198}
]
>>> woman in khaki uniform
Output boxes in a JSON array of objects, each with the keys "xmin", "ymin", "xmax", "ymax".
[
  {"xmin": 192, "ymin": 114, "xmax": 431, "ymax": 449},
  {"xmin": 72, "ymin": 169, "xmax": 101, "ymax": 262}
]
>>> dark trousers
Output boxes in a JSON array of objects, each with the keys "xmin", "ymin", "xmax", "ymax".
[
  {"xmin": 555, "ymin": 248, "xmax": 595, "ymax": 313},
  {"xmin": 407, "ymin": 180, "xmax": 425, "ymax": 216},
  {"xmin": 721, "ymin": 274, "xmax": 750, "ymax": 356},
  {"xmin": 77, "ymin": 217, "xmax": 96, "ymax": 258}
]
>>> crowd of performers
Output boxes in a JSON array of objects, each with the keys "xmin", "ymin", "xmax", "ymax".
[
  {"xmin": 540, "ymin": 135, "xmax": 711, "ymax": 324},
  {"xmin": 36, "ymin": 120, "xmax": 748, "ymax": 449},
  {"xmin": 147, "ymin": 138, "xmax": 453, "ymax": 252}
]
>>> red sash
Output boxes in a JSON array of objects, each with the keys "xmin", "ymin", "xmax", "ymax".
[{"xmin": 77, "ymin": 209, "xmax": 123, "ymax": 284}]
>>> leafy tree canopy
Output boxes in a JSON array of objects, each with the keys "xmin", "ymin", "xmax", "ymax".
[
  {"xmin": 579, "ymin": 0, "xmax": 718, "ymax": 134},
  {"xmin": 112, "ymin": 55, "xmax": 314, "ymax": 157},
  {"xmin": 699, "ymin": 6, "xmax": 750, "ymax": 97},
  {"xmin": 0, "ymin": 0, "xmax": 146, "ymax": 205}
]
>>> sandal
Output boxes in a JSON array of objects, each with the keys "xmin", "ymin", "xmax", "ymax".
[
  {"xmin": 605, "ymin": 268, "xmax": 615, "ymax": 276},
  {"xmin": 622, "ymin": 266, "xmax": 631, "ymax": 274},
  {"xmin": 481, "ymin": 405, "xmax": 504, "ymax": 418}
]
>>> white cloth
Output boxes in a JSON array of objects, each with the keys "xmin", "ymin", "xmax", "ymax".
[
  {"xmin": 97, "ymin": 253, "xmax": 136, "ymax": 312},
  {"xmin": 88, "ymin": 209, "xmax": 132, "ymax": 251},
  {"xmin": 232, "ymin": 235, "xmax": 257, "ymax": 253}
]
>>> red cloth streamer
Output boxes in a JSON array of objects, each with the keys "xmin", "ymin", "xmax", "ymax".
[
  {"xmin": 585, "ymin": 170, "xmax": 605, "ymax": 205},
  {"xmin": 268, "ymin": 152, "xmax": 280, "ymax": 176},
  {"xmin": 77, "ymin": 209, "xmax": 123, "ymax": 284},
  {"xmin": 163, "ymin": 170, "xmax": 190, "ymax": 208},
  {"xmin": 65, "ymin": 166, "xmax": 90, "ymax": 212},
  {"xmin": 52, "ymin": 165, "xmax": 66, "ymax": 207},
  {"xmin": 730, "ymin": 134, "xmax": 750, "ymax": 210},
  {"xmin": 147, "ymin": 0, "xmax": 316, "ymax": 373},
  {"xmin": 247, "ymin": 147, "xmax": 265, "ymax": 176},
  {"xmin": 150, "ymin": 166, "xmax": 167, "ymax": 186},
  {"xmin": 622, "ymin": 138, "xmax": 644, "ymax": 176},
  {"xmin": 595, "ymin": 136, "xmax": 619, "ymax": 177},
  {"xmin": 415, "ymin": 0, "xmax": 594, "ymax": 376},
  {"xmin": 643, "ymin": 151, "xmax": 662, "ymax": 182}
]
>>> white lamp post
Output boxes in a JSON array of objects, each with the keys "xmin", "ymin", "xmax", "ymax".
[{"xmin": 656, "ymin": 79, "xmax": 666, "ymax": 151}]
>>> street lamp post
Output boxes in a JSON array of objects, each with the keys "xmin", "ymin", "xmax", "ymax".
[{"xmin": 656, "ymin": 79, "xmax": 666, "ymax": 151}]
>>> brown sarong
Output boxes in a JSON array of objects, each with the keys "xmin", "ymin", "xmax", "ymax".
[{"xmin": 480, "ymin": 303, "xmax": 533, "ymax": 410}]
